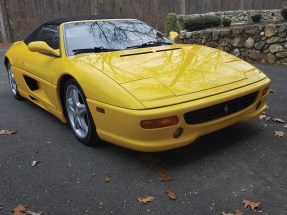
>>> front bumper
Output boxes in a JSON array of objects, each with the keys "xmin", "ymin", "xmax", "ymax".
[{"xmin": 87, "ymin": 78, "xmax": 270, "ymax": 152}]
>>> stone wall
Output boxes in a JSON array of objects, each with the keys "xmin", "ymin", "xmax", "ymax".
[
  {"xmin": 179, "ymin": 9, "xmax": 282, "ymax": 23},
  {"xmin": 179, "ymin": 23, "xmax": 287, "ymax": 64}
]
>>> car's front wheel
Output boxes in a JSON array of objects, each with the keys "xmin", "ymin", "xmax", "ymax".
[
  {"xmin": 7, "ymin": 63, "xmax": 22, "ymax": 100},
  {"xmin": 64, "ymin": 79, "xmax": 100, "ymax": 146}
]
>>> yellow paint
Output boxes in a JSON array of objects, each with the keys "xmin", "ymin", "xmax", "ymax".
[{"xmin": 4, "ymin": 19, "xmax": 271, "ymax": 151}]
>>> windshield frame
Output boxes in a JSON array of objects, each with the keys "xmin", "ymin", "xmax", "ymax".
[{"xmin": 62, "ymin": 19, "xmax": 173, "ymax": 56}]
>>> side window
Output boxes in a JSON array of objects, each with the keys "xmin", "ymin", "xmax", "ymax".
[{"xmin": 37, "ymin": 25, "xmax": 59, "ymax": 49}]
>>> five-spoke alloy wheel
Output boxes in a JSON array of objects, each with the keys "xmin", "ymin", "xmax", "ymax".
[
  {"xmin": 64, "ymin": 79, "xmax": 99, "ymax": 145},
  {"xmin": 7, "ymin": 63, "xmax": 22, "ymax": 100}
]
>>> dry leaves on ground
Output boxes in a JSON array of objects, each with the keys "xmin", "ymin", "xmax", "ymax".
[
  {"xmin": 158, "ymin": 169, "xmax": 172, "ymax": 182},
  {"xmin": 272, "ymin": 118, "xmax": 285, "ymax": 123},
  {"xmin": 284, "ymin": 124, "xmax": 287, "ymax": 128},
  {"xmin": 105, "ymin": 176, "xmax": 110, "ymax": 183},
  {"xmin": 222, "ymin": 209, "xmax": 244, "ymax": 215},
  {"xmin": 275, "ymin": 131, "xmax": 285, "ymax": 138},
  {"xmin": 27, "ymin": 210, "xmax": 42, "ymax": 215},
  {"xmin": 0, "ymin": 203, "xmax": 3, "ymax": 210},
  {"xmin": 137, "ymin": 196, "xmax": 155, "ymax": 204},
  {"xmin": 242, "ymin": 199, "xmax": 260, "ymax": 211},
  {"xmin": 166, "ymin": 191, "xmax": 176, "ymax": 200},
  {"xmin": 13, "ymin": 204, "xmax": 26, "ymax": 215},
  {"xmin": 259, "ymin": 114, "xmax": 266, "ymax": 120},
  {"xmin": 0, "ymin": 130, "xmax": 17, "ymax": 135},
  {"xmin": 31, "ymin": 160, "xmax": 41, "ymax": 167},
  {"xmin": 13, "ymin": 204, "xmax": 42, "ymax": 215}
]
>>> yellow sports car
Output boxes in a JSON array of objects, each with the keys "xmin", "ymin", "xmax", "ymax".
[{"xmin": 4, "ymin": 15, "xmax": 270, "ymax": 152}]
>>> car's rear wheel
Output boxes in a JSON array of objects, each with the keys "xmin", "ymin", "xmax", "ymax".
[
  {"xmin": 7, "ymin": 63, "xmax": 22, "ymax": 100},
  {"xmin": 64, "ymin": 79, "xmax": 100, "ymax": 146}
]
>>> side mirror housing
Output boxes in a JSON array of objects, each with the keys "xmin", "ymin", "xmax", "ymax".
[
  {"xmin": 169, "ymin": 31, "xmax": 179, "ymax": 41},
  {"xmin": 28, "ymin": 41, "xmax": 60, "ymax": 57}
]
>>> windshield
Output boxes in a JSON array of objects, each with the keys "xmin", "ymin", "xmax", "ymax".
[{"xmin": 63, "ymin": 20, "xmax": 173, "ymax": 56}]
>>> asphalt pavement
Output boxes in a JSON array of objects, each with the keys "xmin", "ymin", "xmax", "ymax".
[{"xmin": 0, "ymin": 49, "xmax": 286, "ymax": 215}]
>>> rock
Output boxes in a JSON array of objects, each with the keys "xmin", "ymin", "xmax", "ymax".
[
  {"xmin": 205, "ymin": 41, "xmax": 218, "ymax": 48},
  {"xmin": 269, "ymin": 44, "xmax": 284, "ymax": 53},
  {"xmin": 224, "ymin": 46, "xmax": 232, "ymax": 52},
  {"xmin": 244, "ymin": 37, "xmax": 255, "ymax": 49},
  {"xmin": 255, "ymin": 41, "xmax": 266, "ymax": 50},
  {"xmin": 185, "ymin": 32, "xmax": 192, "ymax": 39},
  {"xmin": 265, "ymin": 26, "xmax": 278, "ymax": 38},
  {"xmin": 232, "ymin": 27, "xmax": 243, "ymax": 35},
  {"xmin": 267, "ymin": 37, "xmax": 285, "ymax": 44},
  {"xmin": 212, "ymin": 30, "xmax": 220, "ymax": 40},
  {"xmin": 279, "ymin": 25, "xmax": 287, "ymax": 32},
  {"xmin": 241, "ymin": 51, "xmax": 249, "ymax": 58},
  {"xmin": 284, "ymin": 42, "xmax": 287, "ymax": 48},
  {"xmin": 278, "ymin": 32, "xmax": 287, "ymax": 38},
  {"xmin": 220, "ymin": 29, "xmax": 230, "ymax": 37},
  {"xmin": 260, "ymin": 32, "xmax": 265, "ymax": 37},
  {"xmin": 264, "ymin": 53, "xmax": 277, "ymax": 63},
  {"xmin": 279, "ymin": 58, "xmax": 287, "ymax": 64},
  {"xmin": 193, "ymin": 32, "xmax": 200, "ymax": 39},
  {"xmin": 249, "ymin": 50, "xmax": 262, "ymax": 60},
  {"xmin": 276, "ymin": 52, "xmax": 287, "ymax": 58},
  {"xmin": 231, "ymin": 36, "xmax": 246, "ymax": 47},
  {"xmin": 231, "ymin": 48, "xmax": 240, "ymax": 56},
  {"xmin": 254, "ymin": 35, "xmax": 261, "ymax": 42},
  {"xmin": 219, "ymin": 38, "xmax": 230, "ymax": 46},
  {"xmin": 245, "ymin": 26, "xmax": 259, "ymax": 35},
  {"xmin": 200, "ymin": 30, "xmax": 212, "ymax": 39}
]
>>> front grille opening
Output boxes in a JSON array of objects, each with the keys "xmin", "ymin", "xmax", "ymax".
[{"xmin": 184, "ymin": 92, "xmax": 258, "ymax": 125}]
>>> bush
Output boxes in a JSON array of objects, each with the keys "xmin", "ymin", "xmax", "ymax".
[
  {"xmin": 222, "ymin": 17, "xmax": 231, "ymax": 27},
  {"xmin": 165, "ymin": 13, "xmax": 181, "ymax": 34},
  {"xmin": 184, "ymin": 15, "xmax": 222, "ymax": 31},
  {"xmin": 281, "ymin": 6, "xmax": 287, "ymax": 20},
  {"xmin": 251, "ymin": 13, "xmax": 262, "ymax": 23},
  {"xmin": 178, "ymin": 17, "xmax": 185, "ymax": 30}
]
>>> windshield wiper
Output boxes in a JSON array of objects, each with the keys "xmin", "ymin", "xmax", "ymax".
[
  {"xmin": 73, "ymin": 47, "xmax": 120, "ymax": 55},
  {"xmin": 127, "ymin": 41, "xmax": 174, "ymax": 49}
]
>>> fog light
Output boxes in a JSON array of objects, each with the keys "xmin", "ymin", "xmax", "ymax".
[
  {"xmin": 173, "ymin": 127, "xmax": 183, "ymax": 139},
  {"xmin": 256, "ymin": 101, "xmax": 262, "ymax": 110}
]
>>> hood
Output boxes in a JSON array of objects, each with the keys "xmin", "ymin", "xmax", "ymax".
[{"xmin": 75, "ymin": 44, "xmax": 266, "ymax": 103}]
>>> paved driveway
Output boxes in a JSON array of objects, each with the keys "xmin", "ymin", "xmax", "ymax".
[{"xmin": 0, "ymin": 49, "xmax": 286, "ymax": 215}]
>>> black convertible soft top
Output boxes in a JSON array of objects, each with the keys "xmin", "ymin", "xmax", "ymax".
[{"xmin": 24, "ymin": 15, "xmax": 129, "ymax": 45}]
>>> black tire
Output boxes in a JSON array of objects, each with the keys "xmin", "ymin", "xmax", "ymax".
[
  {"xmin": 64, "ymin": 79, "xmax": 100, "ymax": 146},
  {"xmin": 7, "ymin": 63, "xmax": 23, "ymax": 100}
]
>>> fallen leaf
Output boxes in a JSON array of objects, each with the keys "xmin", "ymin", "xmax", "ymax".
[
  {"xmin": 31, "ymin": 160, "xmax": 41, "ymax": 167},
  {"xmin": 272, "ymin": 118, "xmax": 285, "ymax": 123},
  {"xmin": 275, "ymin": 131, "xmax": 285, "ymax": 138},
  {"xmin": 222, "ymin": 212, "xmax": 234, "ymax": 215},
  {"xmin": 242, "ymin": 199, "xmax": 260, "ymax": 211},
  {"xmin": 138, "ymin": 196, "xmax": 155, "ymax": 204},
  {"xmin": 166, "ymin": 191, "xmax": 176, "ymax": 200},
  {"xmin": 27, "ymin": 210, "xmax": 42, "ymax": 215},
  {"xmin": 269, "ymin": 89, "xmax": 275, "ymax": 93},
  {"xmin": 234, "ymin": 209, "xmax": 244, "ymax": 215},
  {"xmin": 265, "ymin": 105, "xmax": 270, "ymax": 110},
  {"xmin": 158, "ymin": 169, "xmax": 172, "ymax": 182},
  {"xmin": 284, "ymin": 124, "xmax": 287, "ymax": 128},
  {"xmin": 0, "ymin": 203, "xmax": 3, "ymax": 210},
  {"xmin": 0, "ymin": 130, "xmax": 17, "ymax": 135},
  {"xmin": 105, "ymin": 176, "xmax": 110, "ymax": 183},
  {"xmin": 259, "ymin": 115, "xmax": 266, "ymax": 120},
  {"xmin": 13, "ymin": 204, "xmax": 26, "ymax": 215}
]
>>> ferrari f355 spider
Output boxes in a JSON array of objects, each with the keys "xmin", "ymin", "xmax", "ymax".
[{"xmin": 4, "ymin": 15, "xmax": 270, "ymax": 151}]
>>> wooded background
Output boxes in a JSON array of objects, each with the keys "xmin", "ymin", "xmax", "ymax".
[{"xmin": 0, "ymin": 0, "xmax": 286, "ymax": 44}]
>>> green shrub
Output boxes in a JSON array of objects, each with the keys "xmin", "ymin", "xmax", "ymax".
[
  {"xmin": 251, "ymin": 13, "xmax": 262, "ymax": 23},
  {"xmin": 165, "ymin": 13, "xmax": 181, "ymax": 34},
  {"xmin": 222, "ymin": 17, "xmax": 231, "ymax": 27},
  {"xmin": 281, "ymin": 6, "xmax": 287, "ymax": 20},
  {"xmin": 184, "ymin": 15, "xmax": 222, "ymax": 31},
  {"xmin": 178, "ymin": 17, "xmax": 185, "ymax": 29}
]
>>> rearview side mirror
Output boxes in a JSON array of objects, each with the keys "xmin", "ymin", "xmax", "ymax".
[
  {"xmin": 28, "ymin": 41, "xmax": 60, "ymax": 57},
  {"xmin": 169, "ymin": 31, "xmax": 179, "ymax": 41}
]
